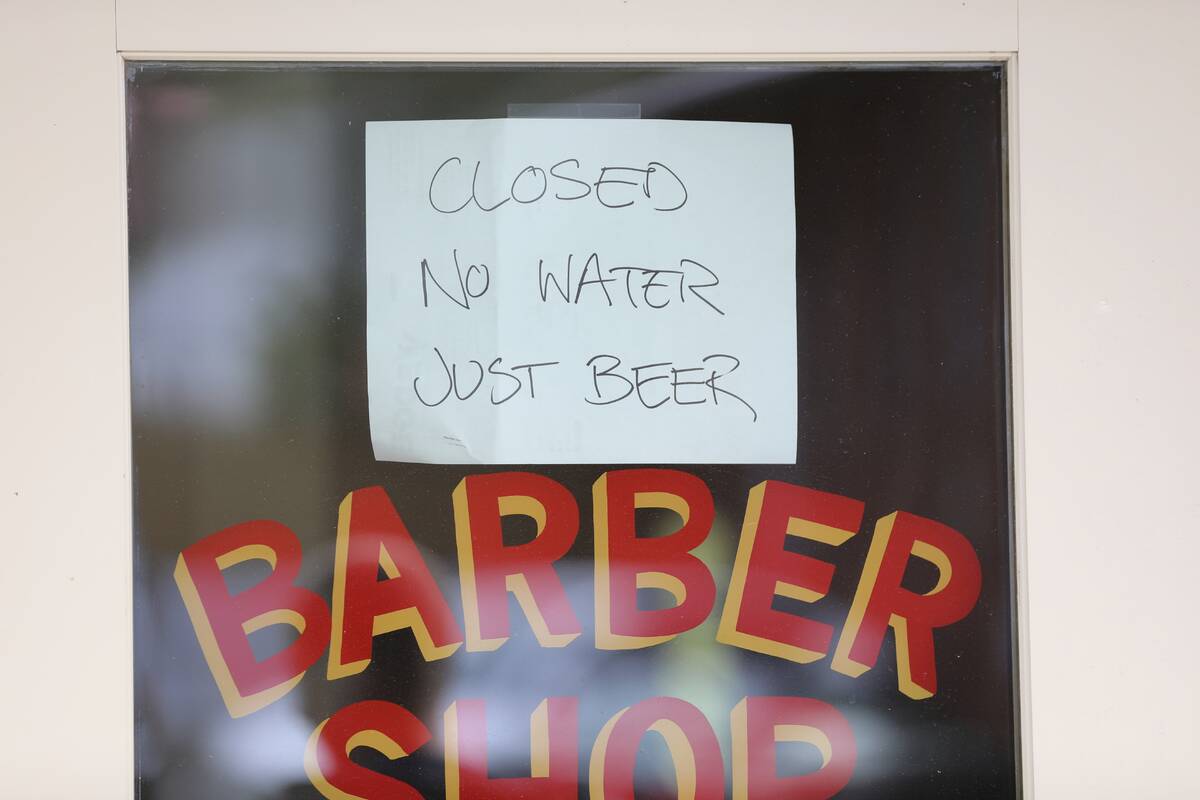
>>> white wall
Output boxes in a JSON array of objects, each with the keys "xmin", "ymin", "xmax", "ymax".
[
  {"xmin": 0, "ymin": 3, "xmax": 131, "ymax": 799},
  {"xmin": 1, "ymin": 0, "xmax": 1196, "ymax": 797},
  {"xmin": 1019, "ymin": 1, "xmax": 1200, "ymax": 796}
]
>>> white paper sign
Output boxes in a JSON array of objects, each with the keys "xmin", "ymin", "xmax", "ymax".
[{"xmin": 366, "ymin": 119, "xmax": 796, "ymax": 464}]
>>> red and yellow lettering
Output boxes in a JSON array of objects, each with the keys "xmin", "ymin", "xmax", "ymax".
[
  {"xmin": 452, "ymin": 472, "xmax": 581, "ymax": 651},
  {"xmin": 444, "ymin": 698, "xmax": 579, "ymax": 799},
  {"xmin": 594, "ymin": 469, "xmax": 716, "ymax": 649},
  {"xmin": 589, "ymin": 697, "xmax": 724, "ymax": 800},
  {"xmin": 304, "ymin": 700, "xmax": 430, "ymax": 800},
  {"xmin": 717, "ymin": 481, "xmax": 864, "ymax": 663},
  {"xmin": 328, "ymin": 486, "xmax": 463, "ymax": 680},
  {"xmin": 832, "ymin": 511, "xmax": 982, "ymax": 699},
  {"xmin": 731, "ymin": 696, "xmax": 855, "ymax": 799},
  {"xmin": 174, "ymin": 520, "xmax": 331, "ymax": 718}
]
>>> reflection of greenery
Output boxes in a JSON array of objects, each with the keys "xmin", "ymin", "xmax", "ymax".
[
  {"xmin": 260, "ymin": 278, "xmax": 339, "ymax": 536},
  {"xmin": 135, "ymin": 267, "xmax": 338, "ymax": 558}
]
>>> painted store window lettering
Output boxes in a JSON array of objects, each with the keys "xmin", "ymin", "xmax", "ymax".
[{"xmin": 129, "ymin": 62, "xmax": 1016, "ymax": 799}]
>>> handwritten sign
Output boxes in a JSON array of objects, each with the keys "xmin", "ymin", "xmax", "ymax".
[{"xmin": 366, "ymin": 119, "xmax": 796, "ymax": 464}]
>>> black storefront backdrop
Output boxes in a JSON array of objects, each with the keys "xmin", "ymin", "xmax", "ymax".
[{"xmin": 127, "ymin": 63, "xmax": 1016, "ymax": 799}]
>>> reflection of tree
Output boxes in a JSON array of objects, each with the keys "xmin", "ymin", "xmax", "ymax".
[{"xmin": 131, "ymin": 70, "xmax": 350, "ymax": 800}]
